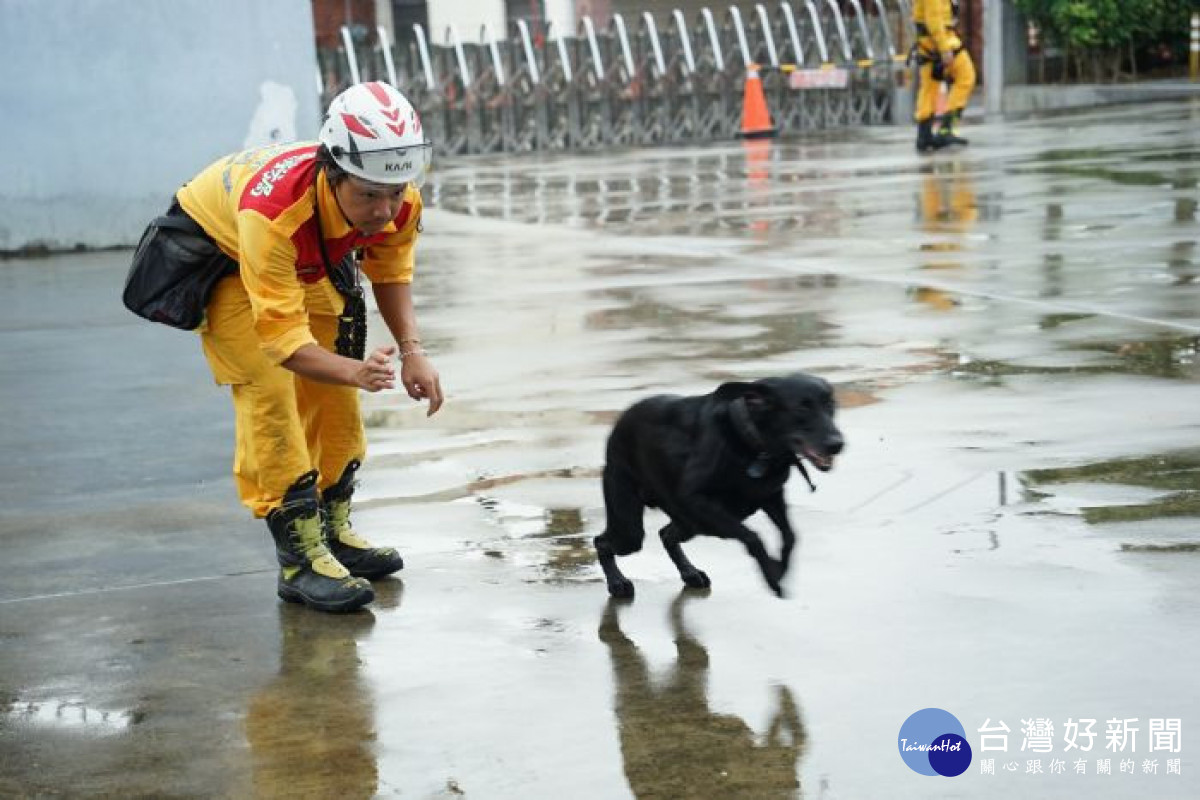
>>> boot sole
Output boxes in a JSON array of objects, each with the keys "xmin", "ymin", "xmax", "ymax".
[
  {"xmin": 348, "ymin": 561, "xmax": 404, "ymax": 580},
  {"xmin": 339, "ymin": 551, "xmax": 405, "ymax": 581},
  {"xmin": 277, "ymin": 582, "xmax": 375, "ymax": 613}
]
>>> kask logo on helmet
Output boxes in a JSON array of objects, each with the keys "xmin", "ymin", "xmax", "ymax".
[{"xmin": 385, "ymin": 161, "xmax": 414, "ymax": 174}]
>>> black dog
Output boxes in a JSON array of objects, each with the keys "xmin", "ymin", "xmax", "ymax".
[{"xmin": 593, "ymin": 373, "xmax": 843, "ymax": 598}]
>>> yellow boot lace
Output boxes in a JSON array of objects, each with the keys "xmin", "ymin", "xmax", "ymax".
[
  {"xmin": 326, "ymin": 499, "xmax": 375, "ymax": 550},
  {"xmin": 292, "ymin": 513, "xmax": 351, "ymax": 579}
]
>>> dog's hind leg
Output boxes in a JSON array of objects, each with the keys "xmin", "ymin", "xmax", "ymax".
[
  {"xmin": 594, "ymin": 466, "xmax": 645, "ymax": 598},
  {"xmin": 595, "ymin": 534, "xmax": 635, "ymax": 599},
  {"xmin": 659, "ymin": 522, "xmax": 711, "ymax": 590}
]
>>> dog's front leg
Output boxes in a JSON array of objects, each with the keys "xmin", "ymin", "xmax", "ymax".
[
  {"xmin": 674, "ymin": 494, "xmax": 785, "ymax": 597},
  {"xmin": 761, "ymin": 492, "xmax": 798, "ymax": 577},
  {"xmin": 675, "ymin": 454, "xmax": 786, "ymax": 596},
  {"xmin": 659, "ymin": 522, "xmax": 711, "ymax": 589}
]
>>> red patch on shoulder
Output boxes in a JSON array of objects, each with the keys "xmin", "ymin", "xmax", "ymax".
[{"xmin": 237, "ymin": 145, "xmax": 318, "ymax": 219}]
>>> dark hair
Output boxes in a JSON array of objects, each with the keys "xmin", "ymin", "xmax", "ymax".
[{"xmin": 315, "ymin": 144, "xmax": 349, "ymax": 187}]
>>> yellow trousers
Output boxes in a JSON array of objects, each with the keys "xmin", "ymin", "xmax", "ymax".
[
  {"xmin": 201, "ymin": 276, "xmax": 365, "ymax": 518},
  {"xmin": 914, "ymin": 42, "xmax": 976, "ymax": 122}
]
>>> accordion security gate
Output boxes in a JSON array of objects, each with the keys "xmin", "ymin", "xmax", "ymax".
[{"xmin": 319, "ymin": 1, "xmax": 919, "ymax": 156}]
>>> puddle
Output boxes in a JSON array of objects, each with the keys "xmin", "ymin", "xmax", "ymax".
[
  {"xmin": 946, "ymin": 334, "xmax": 1200, "ymax": 381},
  {"xmin": 1021, "ymin": 450, "xmax": 1200, "ymax": 528},
  {"xmin": 472, "ymin": 500, "xmax": 599, "ymax": 583},
  {"xmin": 580, "ymin": 275, "xmax": 848, "ymax": 378},
  {"xmin": 1120, "ymin": 542, "xmax": 1200, "ymax": 553},
  {"xmin": 1022, "ymin": 165, "xmax": 1182, "ymax": 188}
]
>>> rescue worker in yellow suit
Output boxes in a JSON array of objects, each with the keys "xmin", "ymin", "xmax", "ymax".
[
  {"xmin": 176, "ymin": 82, "xmax": 444, "ymax": 613},
  {"xmin": 913, "ymin": 0, "xmax": 977, "ymax": 152}
]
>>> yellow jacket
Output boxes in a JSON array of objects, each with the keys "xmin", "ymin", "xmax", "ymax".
[
  {"xmin": 913, "ymin": 0, "xmax": 962, "ymax": 55},
  {"xmin": 177, "ymin": 142, "xmax": 422, "ymax": 365}
]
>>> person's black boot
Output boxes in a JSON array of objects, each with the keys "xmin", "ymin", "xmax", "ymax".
[
  {"xmin": 267, "ymin": 471, "xmax": 374, "ymax": 613},
  {"xmin": 322, "ymin": 460, "xmax": 404, "ymax": 580},
  {"xmin": 916, "ymin": 118, "xmax": 942, "ymax": 154},
  {"xmin": 935, "ymin": 109, "xmax": 969, "ymax": 148}
]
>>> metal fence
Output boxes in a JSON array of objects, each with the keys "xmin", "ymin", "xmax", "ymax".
[{"xmin": 318, "ymin": 1, "xmax": 917, "ymax": 156}]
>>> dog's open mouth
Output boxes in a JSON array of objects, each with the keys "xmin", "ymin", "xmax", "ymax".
[{"xmin": 798, "ymin": 444, "xmax": 835, "ymax": 471}]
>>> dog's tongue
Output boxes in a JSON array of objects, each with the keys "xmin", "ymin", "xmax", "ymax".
[{"xmin": 801, "ymin": 445, "xmax": 833, "ymax": 470}]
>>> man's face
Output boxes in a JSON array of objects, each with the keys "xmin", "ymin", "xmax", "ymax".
[{"xmin": 333, "ymin": 176, "xmax": 407, "ymax": 235}]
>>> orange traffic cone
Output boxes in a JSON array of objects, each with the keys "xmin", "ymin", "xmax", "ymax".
[{"xmin": 738, "ymin": 64, "xmax": 776, "ymax": 139}]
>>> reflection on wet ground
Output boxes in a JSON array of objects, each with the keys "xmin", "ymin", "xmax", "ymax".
[
  {"xmin": 2, "ymin": 698, "xmax": 138, "ymax": 732},
  {"xmin": 246, "ymin": 605, "xmax": 381, "ymax": 800},
  {"xmin": 601, "ymin": 593, "xmax": 805, "ymax": 799},
  {"xmin": 585, "ymin": 279, "xmax": 840, "ymax": 369},
  {"xmin": 474, "ymin": 498, "xmax": 599, "ymax": 584}
]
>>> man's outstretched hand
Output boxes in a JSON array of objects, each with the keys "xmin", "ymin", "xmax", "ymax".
[{"xmin": 355, "ymin": 345, "xmax": 397, "ymax": 392}]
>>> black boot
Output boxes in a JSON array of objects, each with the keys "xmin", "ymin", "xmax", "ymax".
[
  {"xmin": 267, "ymin": 471, "xmax": 374, "ymax": 613},
  {"xmin": 321, "ymin": 460, "xmax": 404, "ymax": 580},
  {"xmin": 916, "ymin": 118, "xmax": 943, "ymax": 154},
  {"xmin": 935, "ymin": 109, "xmax": 969, "ymax": 148}
]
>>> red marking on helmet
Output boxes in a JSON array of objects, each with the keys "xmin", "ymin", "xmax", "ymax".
[
  {"xmin": 385, "ymin": 120, "xmax": 406, "ymax": 136},
  {"xmin": 341, "ymin": 113, "xmax": 377, "ymax": 139},
  {"xmin": 381, "ymin": 107, "xmax": 401, "ymax": 122},
  {"xmin": 413, "ymin": 113, "xmax": 422, "ymax": 134},
  {"xmin": 366, "ymin": 82, "xmax": 393, "ymax": 107}
]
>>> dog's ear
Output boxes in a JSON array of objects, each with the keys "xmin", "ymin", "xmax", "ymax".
[
  {"xmin": 714, "ymin": 381, "xmax": 756, "ymax": 401},
  {"xmin": 715, "ymin": 381, "xmax": 777, "ymax": 409}
]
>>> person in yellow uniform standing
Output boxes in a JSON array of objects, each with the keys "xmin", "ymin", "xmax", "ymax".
[
  {"xmin": 173, "ymin": 82, "xmax": 443, "ymax": 613},
  {"xmin": 912, "ymin": 0, "xmax": 977, "ymax": 152}
]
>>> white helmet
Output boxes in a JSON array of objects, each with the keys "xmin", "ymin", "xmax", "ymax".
[{"xmin": 318, "ymin": 82, "xmax": 432, "ymax": 186}]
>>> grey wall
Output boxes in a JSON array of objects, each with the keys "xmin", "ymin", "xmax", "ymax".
[{"xmin": 0, "ymin": 0, "xmax": 321, "ymax": 252}]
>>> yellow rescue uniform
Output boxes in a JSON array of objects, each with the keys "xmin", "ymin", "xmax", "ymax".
[
  {"xmin": 177, "ymin": 142, "xmax": 422, "ymax": 517},
  {"xmin": 912, "ymin": 0, "xmax": 977, "ymax": 122}
]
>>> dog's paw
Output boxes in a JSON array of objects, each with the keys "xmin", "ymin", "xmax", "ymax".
[
  {"xmin": 681, "ymin": 569, "xmax": 711, "ymax": 590},
  {"xmin": 607, "ymin": 578, "xmax": 635, "ymax": 599},
  {"xmin": 763, "ymin": 560, "xmax": 786, "ymax": 597}
]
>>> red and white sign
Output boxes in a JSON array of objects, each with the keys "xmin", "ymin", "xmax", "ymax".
[{"xmin": 789, "ymin": 68, "xmax": 850, "ymax": 90}]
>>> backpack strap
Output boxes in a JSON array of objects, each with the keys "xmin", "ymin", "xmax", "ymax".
[{"xmin": 152, "ymin": 202, "xmax": 209, "ymax": 238}]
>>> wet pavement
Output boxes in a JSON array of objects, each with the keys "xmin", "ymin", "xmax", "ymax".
[{"xmin": 2, "ymin": 101, "xmax": 1199, "ymax": 799}]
